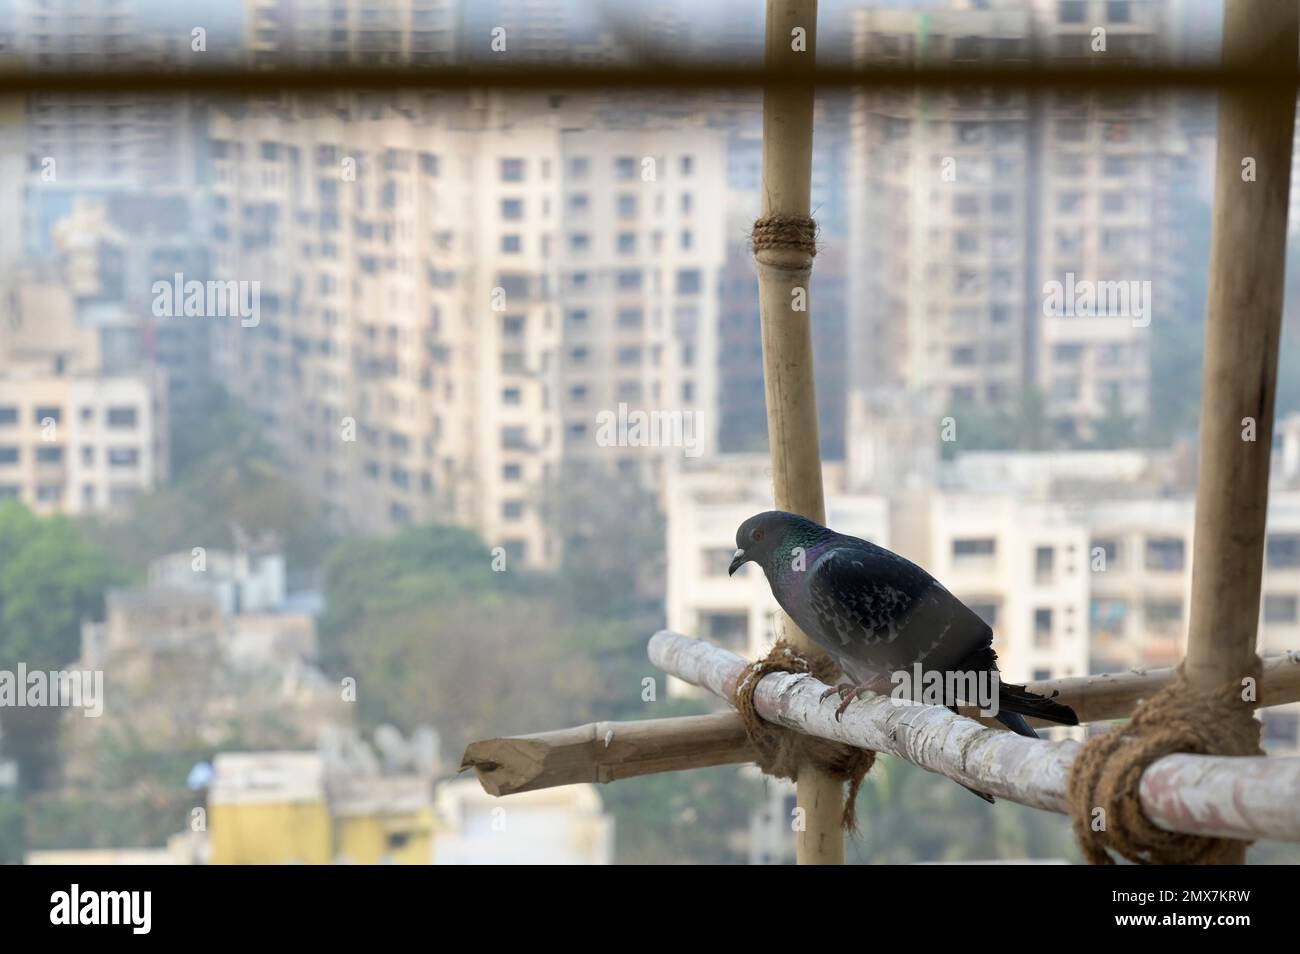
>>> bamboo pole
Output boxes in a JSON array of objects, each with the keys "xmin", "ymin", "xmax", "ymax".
[
  {"xmin": 8, "ymin": 64, "xmax": 1300, "ymax": 97},
  {"xmin": 459, "ymin": 649, "xmax": 1300, "ymax": 796},
  {"xmin": 649, "ymin": 632, "xmax": 1300, "ymax": 842},
  {"xmin": 1187, "ymin": 0, "xmax": 1298, "ymax": 688},
  {"xmin": 1183, "ymin": 0, "xmax": 1298, "ymax": 862},
  {"xmin": 460, "ymin": 713, "xmax": 753, "ymax": 796},
  {"xmin": 754, "ymin": 0, "xmax": 843, "ymax": 865}
]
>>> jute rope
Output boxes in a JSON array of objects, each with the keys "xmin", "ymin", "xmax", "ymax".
[
  {"xmin": 1067, "ymin": 659, "xmax": 1263, "ymax": 865},
  {"xmin": 732, "ymin": 639, "xmax": 875, "ymax": 832},
  {"xmin": 751, "ymin": 215, "xmax": 819, "ymax": 257}
]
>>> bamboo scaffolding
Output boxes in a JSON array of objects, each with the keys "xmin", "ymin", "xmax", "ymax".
[
  {"xmin": 752, "ymin": 0, "xmax": 844, "ymax": 865},
  {"xmin": 1179, "ymin": 0, "xmax": 1299, "ymax": 864},
  {"xmin": 460, "ymin": 644, "xmax": 1300, "ymax": 796},
  {"xmin": 647, "ymin": 632, "xmax": 1300, "ymax": 843},
  {"xmin": 7, "ymin": 64, "xmax": 1300, "ymax": 96}
]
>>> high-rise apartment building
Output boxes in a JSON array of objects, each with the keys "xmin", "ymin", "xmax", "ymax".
[
  {"xmin": 244, "ymin": 0, "xmax": 458, "ymax": 68},
  {"xmin": 207, "ymin": 100, "xmax": 724, "ymax": 566},
  {"xmin": 849, "ymin": 0, "xmax": 1170, "ymax": 440}
]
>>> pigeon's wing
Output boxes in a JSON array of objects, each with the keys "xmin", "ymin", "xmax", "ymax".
[{"xmin": 805, "ymin": 543, "xmax": 993, "ymax": 674}]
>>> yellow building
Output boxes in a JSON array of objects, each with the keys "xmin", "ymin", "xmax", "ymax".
[{"xmin": 209, "ymin": 751, "xmax": 436, "ymax": 865}]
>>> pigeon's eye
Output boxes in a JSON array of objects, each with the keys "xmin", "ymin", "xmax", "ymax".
[{"xmin": 752, "ymin": 529, "xmax": 764, "ymax": 542}]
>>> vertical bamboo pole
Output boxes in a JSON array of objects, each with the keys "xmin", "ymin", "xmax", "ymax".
[
  {"xmin": 754, "ymin": 0, "xmax": 843, "ymax": 865},
  {"xmin": 1185, "ymin": 0, "xmax": 1298, "ymax": 862}
]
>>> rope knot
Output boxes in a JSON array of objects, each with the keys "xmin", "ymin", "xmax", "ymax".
[
  {"xmin": 1068, "ymin": 659, "xmax": 1263, "ymax": 864},
  {"xmin": 731, "ymin": 639, "xmax": 874, "ymax": 831},
  {"xmin": 751, "ymin": 215, "xmax": 819, "ymax": 258}
]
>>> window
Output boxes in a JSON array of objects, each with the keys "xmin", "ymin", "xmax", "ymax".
[
  {"xmin": 1107, "ymin": 1, "xmax": 1132, "ymax": 23},
  {"xmin": 1145, "ymin": 537, "xmax": 1185, "ymax": 572},
  {"xmin": 37, "ymin": 446, "xmax": 64, "ymax": 464},
  {"xmin": 36, "ymin": 484, "xmax": 62, "ymax": 503},
  {"xmin": 1092, "ymin": 538, "xmax": 1121, "ymax": 570},
  {"xmin": 81, "ymin": 447, "xmax": 94, "ymax": 466},
  {"xmin": 679, "ymin": 155, "xmax": 694, "ymax": 176},
  {"xmin": 1267, "ymin": 534, "xmax": 1300, "ymax": 568},
  {"xmin": 617, "ymin": 308, "xmax": 643, "ymax": 328},
  {"xmin": 0, "ymin": 407, "xmax": 16, "ymax": 426},
  {"xmin": 616, "ymin": 270, "xmax": 642, "ymax": 290},
  {"xmin": 968, "ymin": 602, "xmax": 998, "ymax": 628},
  {"xmin": 502, "ymin": 464, "xmax": 523, "ymax": 481},
  {"xmin": 501, "ymin": 234, "xmax": 521, "ymax": 253},
  {"xmin": 107, "ymin": 448, "xmax": 138, "ymax": 468},
  {"xmin": 501, "ymin": 427, "xmax": 527, "ymax": 450},
  {"xmin": 0, "ymin": 447, "xmax": 17, "ymax": 464},
  {"xmin": 107, "ymin": 407, "xmax": 137, "ymax": 428},
  {"xmin": 502, "ymin": 388, "xmax": 522, "ymax": 405},
  {"xmin": 568, "ymin": 157, "xmax": 590, "ymax": 178},
  {"xmin": 676, "ymin": 269, "xmax": 702, "ymax": 294},
  {"xmin": 1058, "ymin": 1, "xmax": 1086, "ymax": 24},
  {"xmin": 617, "ymin": 232, "xmax": 636, "ymax": 255},
  {"xmin": 499, "ymin": 158, "xmax": 524, "ymax": 182},
  {"xmin": 35, "ymin": 406, "xmax": 61, "ymax": 425},
  {"xmin": 700, "ymin": 611, "xmax": 747, "ymax": 649},
  {"xmin": 568, "ymin": 193, "xmax": 588, "ymax": 213},
  {"xmin": 569, "ymin": 233, "xmax": 590, "ymax": 253},
  {"xmin": 953, "ymin": 538, "xmax": 996, "ymax": 558},
  {"xmin": 1144, "ymin": 599, "xmax": 1183, "ymax": 635},
  {"xmin": 500, "ymin": 198, "xmax": 523, "ymax": 220},
  {"xmin": 1264, "ymin": 595, "xmax": 1298, "ymax": 625},
  {"xmin": 1090, "ymin": 598, "xmax": 1127, "ymax": 640},
  {"xmin": 1035, "ymin": 546, "xmax": 1055, "ymax": 584},
  {"xmin": 617, "ymin": 194, "xmax": 638, "ymax": 217},
  {"xmin": 705, "ymin": 547, "xmax": 737, "ymax": 577},
  {"xmin": 1034, "ymin": 608, "xmax": 1053, "ymax": 647},
  {"xmin": 615, "ymin": 156, "xmax": 637, "ymax": 180}
]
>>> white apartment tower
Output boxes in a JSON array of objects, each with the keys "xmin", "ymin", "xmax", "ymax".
[
  {"xmin": 849, "ymin": 0, "xmax": 1168, "ymax": 439},
  {"xmin": 207, "ymin": 101, "xmax": 725, "ymax": 567}
]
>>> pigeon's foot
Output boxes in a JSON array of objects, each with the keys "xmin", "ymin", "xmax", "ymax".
[{"xmin": 819, "ymin": 680, "xmax": 889, "ymax": 722}]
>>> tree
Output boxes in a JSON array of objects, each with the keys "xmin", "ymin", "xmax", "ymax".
[{"xmin": 0, "ymin": 502, "xmax": 120, "ymax": 788}]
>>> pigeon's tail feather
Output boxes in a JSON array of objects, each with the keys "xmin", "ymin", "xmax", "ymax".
[
  {"xmin": 995, "ymin": 709, "xmax": 1039, "ymax": 738},
  {"xmin": 997, "ymin": 681, "xmax": 1079, "ymax": 728},
  {"xmin": 960, "ymin": 782, "xmax": 996, "ymax": 803}
]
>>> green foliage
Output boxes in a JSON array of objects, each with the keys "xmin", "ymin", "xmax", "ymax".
[
  {"xmin": 0, "ymin": 502, "xmax": 118, "ymax": 672},
  {"xmin": 318, "ymin": 523, "xmax": 496, "ymax": 645},
  {"xmin": 24, "ymin": 794, "xmax": 190, "ymax": 853},
  {"xmin": 601, "ymin": 765, "xmax": 764, "ymax": 864},
  {"xmin": 0, "ymin": 502, "xmax": 120, "ymax": 790},
  {"xmin": 0, "ymin": 795, "xmax": 24, "ymax": 864},
  {"xmin": 82, "ymin": 384, "xmax": 337, "ymax": 581},
  {"xmin": 847, "ymin": 758, "xmax": 1078, "ymax": 864},
  {"xmin": 940, "ymin": 386, "xmax": 1056, "ymax": 459}
]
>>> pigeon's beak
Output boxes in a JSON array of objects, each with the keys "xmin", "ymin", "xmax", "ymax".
[{"xmin": 728, "ymin": 548, "xmax": 747, "ymax": 577}]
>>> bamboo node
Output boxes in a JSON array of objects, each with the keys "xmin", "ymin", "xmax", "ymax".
[
  {"xmin": 1067, "ymin": 659, "xmax": 1263, "ymax": 865},
  {"xmin": 751, "ymin": 214, "xmax": 819, "ymax": 258},
  {"xmin": 732, "ymin": 639, "xmax": 874, "ymax": 832}
]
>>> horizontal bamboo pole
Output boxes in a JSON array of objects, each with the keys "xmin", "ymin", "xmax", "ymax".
[
  {"xmin": 5, "ymin": 64, "xmax": 1300, "ymax": 96},
  {"xmin": 649, "ymin": 631, "xmax": 1300, "ymax": 843},
  {"xmin": 460, "ymin": 713, "xmax": 753, "ymax": 796},
  {"xmin": 460, "ymin": 648, "xmax": 1300, "ymax": 797}
]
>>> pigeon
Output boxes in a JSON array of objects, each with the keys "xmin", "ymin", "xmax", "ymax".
[{"xmin": 729, "ymin": 510, "xmax": 1078, "ymax": 744}]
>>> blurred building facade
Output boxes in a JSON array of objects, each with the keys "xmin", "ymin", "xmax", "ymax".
[
  {"xmin": 207, "ymin": 99, "xmax": 725, "ymax": 567},
  {"xmin": 848, "ymin": 0, "xmax": 1174, "ymax": 441}
]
